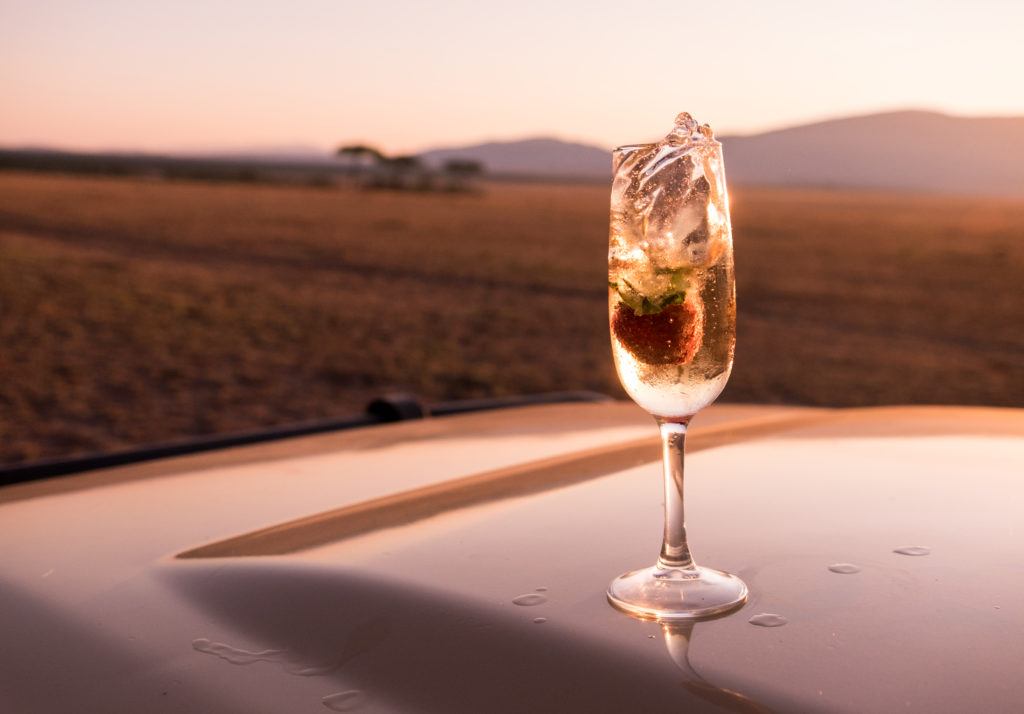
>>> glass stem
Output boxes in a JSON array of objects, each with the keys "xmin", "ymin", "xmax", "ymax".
[{"xmin": 657, "ymin": 418, "xmax": 696, "ymax": 571}]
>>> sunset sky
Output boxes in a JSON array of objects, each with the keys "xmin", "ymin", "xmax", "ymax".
[{"xmin": 2, "ymin": 0, "xmax": 1022, "ymax": 154}]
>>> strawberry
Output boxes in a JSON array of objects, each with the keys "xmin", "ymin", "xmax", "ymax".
[{"xmin": 612, "ymin": 297, "xmax": 704, "ymax": 365}]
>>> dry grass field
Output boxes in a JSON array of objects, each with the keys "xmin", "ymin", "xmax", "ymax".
[{"xmin": 1, "ymin": 171, "xmax": 1022, "ymax": 464}]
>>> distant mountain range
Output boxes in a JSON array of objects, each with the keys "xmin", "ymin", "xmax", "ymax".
[
  {"xmin": 4, "ymin": 111, "xmax": 1022, "ymax": 194},
  {"xmin": 417, "ymin": 111, "xmax": 1024, "ymax": 195},
  {"xmin": 721, "ymin": 110, "xmax": 1024, "ymax": 195}
]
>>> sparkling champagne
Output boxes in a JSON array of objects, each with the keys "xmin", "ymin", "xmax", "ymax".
[{"xmin": 608, "ymin": 113, "xmax": 735, "ymax": 419}]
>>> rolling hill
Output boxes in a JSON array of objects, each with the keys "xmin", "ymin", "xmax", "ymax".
[{"xmin": 721, "ymin": 110, "xmax": 1024, "ymax": 195}]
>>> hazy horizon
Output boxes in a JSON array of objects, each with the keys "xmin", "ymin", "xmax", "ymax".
[
  {"xmin": 2, "ymin": 1, "xmax": 1022, "ymax": 155},
  {"xmin": 5, "ymin": 107, "xmax": 1023, "ymax": 158}
]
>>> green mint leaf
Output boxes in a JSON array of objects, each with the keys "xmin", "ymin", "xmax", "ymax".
[
  {"xmin": 661, "ymin": 266, "xmax": 692, "ymax": 294},
  {"xmin": 615, "ymin": 267, "xmax": 691, "ymax": 315},
  {"xmin": 616, "ymin": 278, "xmax": 646, "ymax": 314}
]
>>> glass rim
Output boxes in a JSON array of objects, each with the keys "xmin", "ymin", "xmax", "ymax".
[
  {"xmin": 613, "ymin": 138, "xmax": 722, "ymax": 155},
  {"xmin": 612, "ymin": 143, "xmax": 654, "ymax": 154}
]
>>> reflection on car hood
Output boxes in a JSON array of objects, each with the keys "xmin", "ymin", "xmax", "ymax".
[{"xmin": 1, "ymin": 402, "xmax": 1022, "ymax": 713}]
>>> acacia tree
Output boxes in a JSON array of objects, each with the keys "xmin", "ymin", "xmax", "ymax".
[{"xmin": 336, "ymin": 144, "xmax": 385, "ymax": 172}]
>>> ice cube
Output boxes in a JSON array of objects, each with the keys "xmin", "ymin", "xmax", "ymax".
[
  {"xmin": 640, "ymin": 147, "xmax": 695, "ymax": 238},
  {"xmin": 612, "ymin": 247, "xmax": 682, "ymax": 309},
  {"xmin": 664, "ymin": 112, "xmax": 706, "ymax": 145},
  {"xmin": 611, "ymin": 143, "xmax": 657, "ymax": 222},
  {"xmin": 609, "ymin": 209, "xmax": 642, "ymax": 251},
  {"xmin": 610, "ymin": 113, "xmax": 731, "ymax": 284}
]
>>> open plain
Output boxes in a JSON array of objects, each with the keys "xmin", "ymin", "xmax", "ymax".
[{"xmin": 1, "ymin": 171, "xmax": 1022, "ymax": 463}]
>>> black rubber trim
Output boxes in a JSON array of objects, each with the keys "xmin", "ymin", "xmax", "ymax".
[{"xmin": 0, "ymin": 391, "xmax": 611, "ymax": 486}]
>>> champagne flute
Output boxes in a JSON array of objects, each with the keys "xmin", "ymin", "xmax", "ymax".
[{"xmin": 607, "ymin": 113, "xmax": 747, "ymax": 620}]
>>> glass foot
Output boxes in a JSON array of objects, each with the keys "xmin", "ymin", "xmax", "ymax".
[{"xmin": 608, "ymin": 564, "xmax": 748, "ymax": 621}]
